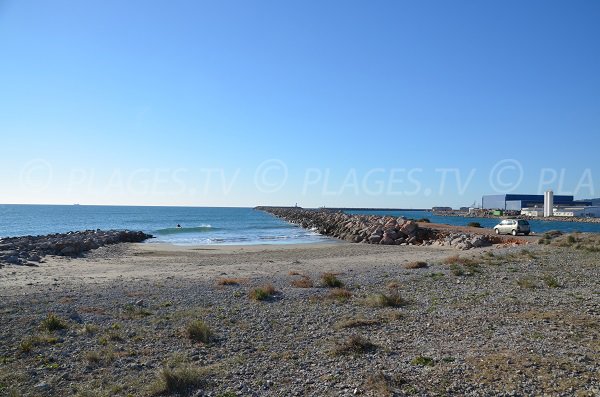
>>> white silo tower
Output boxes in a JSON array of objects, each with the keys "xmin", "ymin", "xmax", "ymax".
[{"xmin": 544, "ymin": 189, "xmax": 554, "ymax": 217}]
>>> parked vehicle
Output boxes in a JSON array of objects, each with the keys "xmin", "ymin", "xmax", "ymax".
[{"xmin": 493, "ymin": 219, "xmax": 530, "ymax": 236}]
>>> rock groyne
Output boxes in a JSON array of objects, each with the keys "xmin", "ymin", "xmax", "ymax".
[
  {"xmin": 0, "ymin": 230, "xmax": 153, "ymax": 266},
  {"xmin": 257, "ymin": 206, "xmax": 493, "ymax": 249}
]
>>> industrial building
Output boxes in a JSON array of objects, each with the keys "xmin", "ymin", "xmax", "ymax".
[
  {"xmin": 553, "ymin": 206, "xmax": 600, "ymax": 217},
  {"xmin": 482, "ymin": 194, "xmax": 590, "ymax": 211}
]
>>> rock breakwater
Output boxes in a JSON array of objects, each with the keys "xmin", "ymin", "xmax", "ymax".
[
  {"xmin": 257, "ymin": 207, "xmax": 492, "ymax": 249},
  {"xmin": 0, "ymin": 230, "xmax": 153, "ymax": 267}
]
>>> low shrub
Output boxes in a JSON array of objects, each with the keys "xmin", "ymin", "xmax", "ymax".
[
  {"xmin": 249, "ymin": 284, "xmax": 277, "ymax": 301},
  {"xmin": 41, "ymin": 313, "xmax": 68, "ymax": 332},
  {"xmin": 335, "ymin": 318, "xmax": 380, "ymax": 329},
  {"xmin": 332, "ymin": 335, "xmax": 377, "ymax": 355},
  {"xmin": 467, "ymin": 222, "xmax": 482, "ymax": 228},
  {"xmin": 404, "ymin": 261, "xmax": 428, "ymax": 269},
  {"xmin": 411, "ymin": 356, "xmax": 435, "ymax": 367},
  {"xmin": 186, "ymin": 320, "xmax": 213, "ymax": 344},
  {"xmin": 156, "ymin": 365, "xmax": 208, "ymax": 395},
  {"xmin": 365, "ymin": 293, "xmax": 406, "ymax": 308},
  {"xmin": 217, "ymin": 278, "xmax": 241, "ymax": 286},
  {"xmin": 321, "ymin": 273, "xmax": 344, "ymax": 288},
  {"xmin": 327, "ymin": 288, "xmax": 352, "ymax": 302},
  {"xmin": 290, "ymin": 276, "xmax": 313, "ymax": 288},
  {"xmin": 542, "ymin": 274, "xmax": 560, "ymax": 288}
]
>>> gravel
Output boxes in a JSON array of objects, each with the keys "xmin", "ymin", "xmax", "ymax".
[{"xmin": 0, "ymin": 242, "xmax": 598, "ymax": 396}]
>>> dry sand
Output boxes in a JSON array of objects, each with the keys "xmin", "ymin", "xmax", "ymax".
[{"xmin": 0, "ymin": 242, "xmax": 459, "ymax": 292}]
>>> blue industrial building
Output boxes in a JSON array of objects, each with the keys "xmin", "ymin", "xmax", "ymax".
[{"xmin": 482, "ymin": 194, "xmax": 590, "ymax": 210}]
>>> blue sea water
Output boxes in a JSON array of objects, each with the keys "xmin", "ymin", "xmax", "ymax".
[
  {"xmin": 1, "ymin": 205, "xmax": 597, "ymax": 246},
  {"xmin": 347, "ymin": 210, "xmax": 600, "ymax": 234},
  {"xmin": 0, "ymin": 205, "xmax": 331, "ymax": 245}
]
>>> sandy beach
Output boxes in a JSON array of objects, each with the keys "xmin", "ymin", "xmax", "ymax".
[{"xmin": 0, "ymin": 239, "xmax": 598, "ymax": 396}]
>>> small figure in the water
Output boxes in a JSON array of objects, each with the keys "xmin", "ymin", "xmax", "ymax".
[{"xmin": 176, "ymin": 224, "xmax": 181, "ymax": 228}]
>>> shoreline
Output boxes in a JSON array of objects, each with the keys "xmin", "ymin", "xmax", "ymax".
[{"xmin": 0, "ymin": 239, "xmax": 598, "ymax": 396}]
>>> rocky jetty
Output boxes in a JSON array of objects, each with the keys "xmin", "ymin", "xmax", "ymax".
[
  {"xmin": 257, "ymin": 207, "xmax": 492, "ymax": 249},
  {"xmin": 0, "ymin": 230, "xmax": 153, "ymax": 267}
]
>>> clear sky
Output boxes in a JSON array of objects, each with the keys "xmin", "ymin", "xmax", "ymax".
[{"xmin": 1, "ymin": 0, "xmax": 599, "ymax": 208}]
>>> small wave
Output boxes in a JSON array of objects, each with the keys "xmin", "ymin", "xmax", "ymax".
[
  {"xmin": 258, "ymin": 235, "xmax": 291, "ymax": 240},
  {"xmin": 154, "ymin": 225, "xmax": 216, "ymax": 235}
]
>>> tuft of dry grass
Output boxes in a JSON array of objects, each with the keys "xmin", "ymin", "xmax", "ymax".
[
  {"xmin": 542, "ymin": 274, "xmax": 561, "ymax": 288},
  {"xmin": 442, "ymin": 255, "xmax": 478, "ymax": 266},
  {"xmin": 411, "ymin": 355, "xmax": 435, "ymax": 366},
  {"xmin": 332, "ymin": 335, "xmax": 377, "ymax": 355},
  {"xmin": 404, "ymin": 261, "xmax": 428, "ymax": 269},
  {"xmin": 290, "ymin": 276, "xmax": 313, "ymax": 288},
  {"xmin": 152, "ymin": 365, "xmax": 209, "ymax": 396},
  {"xmin": 40, "ymin": 313, "xmax": 68, "ymax": 332},
  {"xmin": 216, "ymin": 278, "xmax": 242, "ymax": 286},
  {"xmin": 335, "ymin": 317, "xmax": 380, "ymax": 329},
  {"xmin": 249, "ymin": 284, "xmax": 277, "ymax": 301},
  {"xmin": 19, "ymin": 334, "xmax": 59, "ymax": 353},
  {"xmin": 365, "ymin": 371, "xmax": 405, "ymax": 396},
  {"xmin": 365, "ymin": 293, "xmax": 406, "ymax": 308},
  {"xmin": 327, "ymin": 288, "xmax": 352, "ymax": 302},
  {"xmin": 321, "ymin": 272, "xmax": 344, "ymax": 288},
  {"xmin": 517, "ymin": 277, "xmax": 538, "ymax": 289},
  {"xmin": 186, "ymin": 320, "xmax": 213, "ymax": 344},
  {"xmin": 84, "ymin": 350, "xmax": 102, "ymax": 365}
]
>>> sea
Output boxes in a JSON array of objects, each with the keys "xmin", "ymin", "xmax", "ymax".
[
  {"xmin": 0, "ymin": 205, "xmax": 598, "ymax": 246},
  {"xmin": 0, "ymin": 205, "xmax": 331, "ymax": 245}
]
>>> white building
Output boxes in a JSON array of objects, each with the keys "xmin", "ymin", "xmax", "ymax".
[
  {"xmin": 553, "ymin": 206, "xmax": 600, "ymax": 217},
  {"xmin": 521, "ymin": 208, "xmax": 544, "ymax": 217}
]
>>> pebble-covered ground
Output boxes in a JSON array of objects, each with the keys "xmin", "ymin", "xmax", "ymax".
[{"xmin": 0, "ymin": 238, "xmax": 598, "ymax": 396}]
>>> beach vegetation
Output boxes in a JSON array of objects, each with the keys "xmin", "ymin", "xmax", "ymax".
[
  {"xmin": 84, "ymin": 351, "xmax": 102, "ymax": 365},
  {"xmin": 450, "ymin": 264, "xmax": 465, "ymax": 276},
  {"xmin": 217, "ymin": 278, "xmax": 242, "ymax": 286},
  {"xmin": 290, "ymin": 276, "xmax": 313, "ymax": 288},
  {"xmin": 123, "ymin": 304, "xmax": 152, "ymax": 318},
  {"xmin": 411, "ymin": 356, "xmax": 435, "ymax": 367},
  {"xmin": 327, "ymin": 288, "xmax": 352, "ymax": 302},
  {"xmin": 335, "ymin": 317, "xmax": 380, "ymax": 329},
  {"xmin": 517, "ymin": 277, "xmax": 538, "ymax": 289},
  {"xmin": 321, "ymin": 273, "xmax": 344, "ymax": 288},
  {"xmin": 18, "ymin": 334, "xmax": 59, "ymax": 353},
  {"xmin": 186, "ymin": 320, "xmax": 213, "ymax": 344},
  {"xmin": 416, "ymin": 218, "xmax": 431, "ymax": 223},
  {"xmin": 542, "ymin": 274, "xmax": 560, "ymax": 288},
  {"xmin": 41, "ymin": 313, "xmax": 68, "ymax": 331},
  {"xmin": 365, "ymin": 292, "xmax": 406, "ymax": 308},
  {"xmin": 249, "ymin": 284, "xmax": 277, "ymax": 301},
  {"xmin": 404, "ymin": 261, "xmax": 428, "ymax": 269},
  {"xmin": 332, "ymin": 335, "xmax": 377, "ymax": 355},
  {"xmin": 467, "ymin": 222, "xmax": 482, "ymax": 228},
  {"xmin": 152, "ymin": 365, "xmax": 209, "ymax": 396},
  {"xmin": 365, "ymin": 371, "xmax": 405, "ymax": 396},
  {"xmin": 79, "ymin": 323, "xmax": 99, "ymax": 335},
  {"xmin": 427, "ymin": 272, "xmax": 445, "ymax": 279},
  {"xmin": 442, "ymin": 255, "xmax": 477, "ymax": 266}
]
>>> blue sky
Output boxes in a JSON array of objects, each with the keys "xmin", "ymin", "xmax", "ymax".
[{"xmin": 1, "ymin": 0, "xmax": 598, "ymax": 208}]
